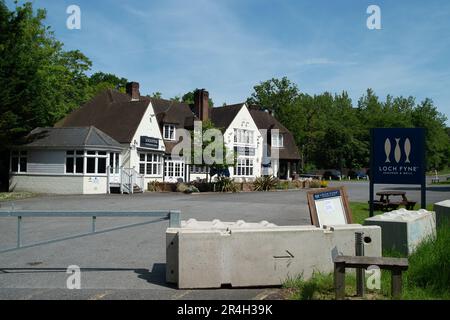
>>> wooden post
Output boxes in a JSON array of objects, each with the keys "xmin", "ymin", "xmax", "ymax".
[
  {"xmin": 334, "ymin": 262, "xmax": 346, "ymax": 300},
  {"xmin": 391, "ymin": 268, "xmax": 403, "ymax": 299}
]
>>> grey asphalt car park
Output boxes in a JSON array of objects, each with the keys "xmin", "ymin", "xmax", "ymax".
[{"xmin": 0, "ymin": 181, "xmax": 448, "ymax": 300}]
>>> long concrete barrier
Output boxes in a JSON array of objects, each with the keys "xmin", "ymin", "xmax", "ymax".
[{"xmin": 166, "ymin": 220, "xmax": 381, "ymax": 289}]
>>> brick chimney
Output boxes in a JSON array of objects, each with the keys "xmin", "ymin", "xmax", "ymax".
[
  {"xmin": 126, "ymin": 82, "xmax": 140, "ymax": 101},
  {"xmin": 193, "ymin": 89, "xmax": 209, "ymax": 121}
]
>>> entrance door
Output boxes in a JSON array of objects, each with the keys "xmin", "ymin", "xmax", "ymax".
[
  {"xmin": 164, "ymin": 159, "xmax": 185, "ymax": 183},
  {"xmin": 109, "ymin": 152, "xmax": 120, "ymax": 183}
]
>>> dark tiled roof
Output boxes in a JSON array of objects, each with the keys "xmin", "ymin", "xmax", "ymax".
[
  {"xmin": 55, "ymin": 89, "xmax": 150, "ymax": 143},
  {"xmin": 250, "ymin": 109, "xmax": 301, "ymax": 160},
  {"xmin": 151, "ymin": 98, "xmax": 197, "ymax": 129},
  {"xmin": 210, "ymin": 103, "xmax": 244, "ymax": 130},
  {"xmin": 17, "ymin": 127, "xmax": 123, "ymax": 150}
]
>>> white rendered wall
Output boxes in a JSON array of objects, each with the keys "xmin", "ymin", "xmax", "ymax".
[
  {"xmin": 83, "ymin": 176, "xmax": 108, "ymax": 194},
  {"xmin": 223, "ymin": 105, "xmax": 263, "ymax": 182},
  {"xmin": 128, "ymin": 101, "xmax": 165, "ymax": 176}
]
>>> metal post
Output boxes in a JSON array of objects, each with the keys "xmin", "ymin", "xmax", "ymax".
[
  {"xmin": 421, "ymin": 181, "xmax": 426, "ymax": 209},
  {"xmin": 369, "ymin": 181, "xmax": 374, "ymax": 217},
  {"xmin": 92, "ymin": 216, "xmax": 96, "ymax": 233},
  {"xmin": 17, "ymin": 216, "xmax": 22, "ymax": 248},
  {"xmin": 355, "ymin": 232, "xmax": 365, "ymax": 297}
]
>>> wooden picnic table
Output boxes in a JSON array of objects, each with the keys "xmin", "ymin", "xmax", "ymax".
[{"xmin": 371, "ymin": 190, "xmax": 417, "ymax": 211}]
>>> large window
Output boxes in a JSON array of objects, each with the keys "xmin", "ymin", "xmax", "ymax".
[
  {"xmin": 66, "ymin": 150, "xmax": 107, "ymax": 174},
  {"xmin": 236, "ymin": 158, "xmax": 254, "ymax": 176},
  {"xmin": 234, "ymin": 129, "xmax": 254, "ymax": 145},
  {"xmin": 164, "ymin": 160, "xmax": 185, "ymax": 179},
  {"xmin": 163, "ymin": 124, "xmax": 176, "ymax": 141},
  {"xmin": 66, "ymin": 150, "xmax": 84, "ymax": 174},
  {"xmin": 272, "ymin": 133, "xmax": 284, "ymax": 148},
  {"xmin": 11, "ymin": 151, "xmax": 27, "ymax": 173},
  {"xmin": 139, "ymin": 153, "xmax": 163, "ymax": 176}
]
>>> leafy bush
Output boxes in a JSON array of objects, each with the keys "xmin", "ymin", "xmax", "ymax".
[
  {"xmin": 188, "ymin": 186, "xmax": 200, "ymax": 193},
  {"xmin": 176, "ymin": 183, "xmax": 189, "ymax": 193},
  {"xmin": 176, "ymin": 183, "xmax": 200, "ymax": 194},
  {"xmin": 147, "ymin": 181, "xmax": 161, "ymax": 192},
  {"xmin": 320, "ymin": 180, "xmax": 329, "ymax": 188},
  {"xmin": 253, "ymin": 176, "xmax": 279, "ymax": 191},
  {"xmin": 310, "ymin": 180, "xmax": 322, "ymax": 188},
  {"xmin": 215, "ymin": 177, "xmax": 238, "ymax": 193}
]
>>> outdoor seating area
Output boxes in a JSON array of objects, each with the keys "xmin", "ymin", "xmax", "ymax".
[{"xmin": 369, "ymin": 191, "xmax": 417, "ymax": 212}]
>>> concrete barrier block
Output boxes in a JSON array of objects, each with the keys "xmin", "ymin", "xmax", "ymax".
[
  {"xmin": 434, "ymin": 200, "xmax": 450, "ymax": 229},
  {"xmin": 166, "ymin": 220, "xmax": 381, "ymax": 289},
  {"xmin": 364, "ymin": 208, "xmax": 436, "ymax": 255}
]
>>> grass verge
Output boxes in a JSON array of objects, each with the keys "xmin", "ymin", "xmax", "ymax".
[
  {"xmin": 284, "ymin": 202, "xmax": 450, "ymax": 300},
  {"xmin": 0, "ymin": 192, "xmax": 38, "ymax": 202}
]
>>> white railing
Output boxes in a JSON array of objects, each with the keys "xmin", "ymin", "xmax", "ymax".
[{"xmin": 119, "ymin": 167, "xmax": 144, "ymax": 194}]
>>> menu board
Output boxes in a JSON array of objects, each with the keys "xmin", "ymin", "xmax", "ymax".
[{"xmin": 307, "ymin": 187, "xmax": 353, "ymax": 228}]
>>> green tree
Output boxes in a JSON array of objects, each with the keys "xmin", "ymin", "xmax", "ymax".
[
  {"xmin": 88, "ymin": 72, "xmax": 128, "ymax": 96},
  {"xmin": 247, "ymin": 77, "xmax": 299, "ymax": 115},
  {"xmin": 411, "ymin": 99, "xmax": 449, "ymax": 170}
]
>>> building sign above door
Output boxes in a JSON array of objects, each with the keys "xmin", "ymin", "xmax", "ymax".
[{"xmin": 140, "ymin": 136, "xmax": 159, "ymax": 150}]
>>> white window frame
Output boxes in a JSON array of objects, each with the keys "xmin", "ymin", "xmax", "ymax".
[
  {"xmin": 139, "ymin": 152, "xmax": 163, "ymax": 176},
  {"xmin": 272, "ymin": 133, "xmax": 284, "ymax": 148},
  {"xmin": 164, "ymin": 158, "xmax": 185, "ymax": 179},
  {"xmin": 236, "ymin": 157, "xmax": 254, "ymax": 177},
  {"xmin": 234, "ymin": 129, "xmax": 254, "ymax": 145},
  {"xmin": 64, "ymin": 150, "xmax": 108, "ymax": 175},
  {"xmin": 65, "ymin": 150, "xmax": 85, "ymax": 175},
  {"xmin": 85, "ymin": 151, "xmax": 108, "ymax": 175},
  {"xmin": 163, "ymin": 124, "xmax": 176, "ymax": 141}
]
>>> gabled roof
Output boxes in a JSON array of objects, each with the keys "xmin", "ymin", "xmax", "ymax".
[
  {"xmin": 17, "ymin": 127, "xmax": 123, "ymax": 151},
  {"xmin": 55, "ymin": 89, "xmax": 150, "ymax": 144},
  {"xmin": 249, "ymin": 109, "xmax": 289, "ymax": 133},
  {"xmin": 152, "ymin": 98, "xmax": 197, "ymax": 128},
  {"xmin": 210, "ymin": 103, "xmax": 244, "ymax": 130},
  {"xmin": 250, "ymin": 109, "xmax": 301, "ymax": 161}
]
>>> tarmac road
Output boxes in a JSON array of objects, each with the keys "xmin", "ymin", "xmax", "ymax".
[{"xmin": 0, "ymin": 181, "xmax": 448, "ymax": 300}]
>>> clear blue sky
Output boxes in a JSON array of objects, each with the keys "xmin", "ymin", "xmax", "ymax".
[{"xmin": 7, "ymin": 0, "xmax": 450, "ymax": 125}]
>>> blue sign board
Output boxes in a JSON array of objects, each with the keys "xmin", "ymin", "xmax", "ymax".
[
  {"xmin": 313, "ymin": 190, "xmax": 341, "ymax": 201},
  {"xmin": 371, "ymin": 128, "xmax": 425, "ymax": 185}
]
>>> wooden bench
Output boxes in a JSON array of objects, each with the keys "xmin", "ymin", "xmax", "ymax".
[{"xmin": 334, "ymin": 255, "xmax": 409, "ymax": 300}]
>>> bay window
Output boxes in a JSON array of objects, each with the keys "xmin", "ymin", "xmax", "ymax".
[{"xmin": 65, "ymin": 150, "xmax": 108, "ymax": 174}]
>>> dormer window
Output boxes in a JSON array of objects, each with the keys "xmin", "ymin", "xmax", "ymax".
[
  {"xmin": 163, "ymin": 124, "xmax": 176, "ymax": 141},
  {"xmin": 272, "ymin": 133, "xmax": 284, "ymax": 148}
]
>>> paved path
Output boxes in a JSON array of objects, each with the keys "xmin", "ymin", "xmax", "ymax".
[{"xmin": 0, "ymin": 183, "xmax": 448, "ymax": 300}]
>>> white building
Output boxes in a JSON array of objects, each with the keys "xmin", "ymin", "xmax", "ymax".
[{"xmin": 10, "ymin": 83, "xmax": 300, "ymax": 194}]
